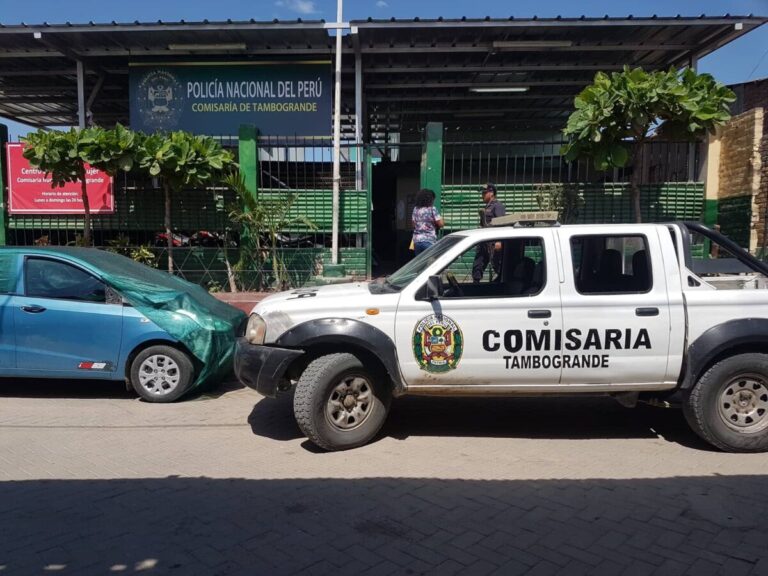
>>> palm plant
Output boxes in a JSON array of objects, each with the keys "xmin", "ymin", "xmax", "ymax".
[{"xmin": 226, "ymin": 172, "xmax": 316, "ymax": 291}]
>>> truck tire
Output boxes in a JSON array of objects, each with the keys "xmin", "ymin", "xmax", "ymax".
[
  {"xmin": 129, "ymin": 345, "xmax": 195, "ymax": 403},
  {"xmin": 684, "ymin": 353, "xmax": 768, "ymax": 452},
  {"xmin": 294, "ymin": 353, "xmax": 391, "ymax": 451}
]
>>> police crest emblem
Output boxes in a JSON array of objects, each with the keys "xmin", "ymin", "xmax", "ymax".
[
  {"xmin": 412, "ymin": 314, "xmax": 464, "ymax": 373},
  {"xmin": 136, "ymin": 69, "xmax": 184, "ymax": 130}
]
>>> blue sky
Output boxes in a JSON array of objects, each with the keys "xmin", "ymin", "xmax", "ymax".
[{"xmin": 1, "ymin": 0, "xmax": 767, "ymax": 138}]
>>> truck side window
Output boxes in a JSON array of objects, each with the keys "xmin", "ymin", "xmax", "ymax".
[
  {"xmin": 438, "ymin": 237, "xmax": 546, "ymax": 298},
  {"xmin": 571, "ymin": 235, "xmax": 652, "ymax": 294}
]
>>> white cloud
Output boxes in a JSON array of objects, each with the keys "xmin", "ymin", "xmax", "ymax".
[
  {"xmin": 376, "ymin": 0, "xmax": 389, "ymax": 7},
  {"xmin": 275, "ymin": 0, "xmax": 318, "ymax": 14}
]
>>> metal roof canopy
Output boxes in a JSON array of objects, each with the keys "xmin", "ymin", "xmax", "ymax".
[{"xmin": 0, "ymin": 15, "xmax": 764, "ymax": 136}]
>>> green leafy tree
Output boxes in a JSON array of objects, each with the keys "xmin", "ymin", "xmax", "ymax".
[
  {"xmin": 22, "ymin": 124, "xmax": 136, "ymax": 246},
  {"xmin": 562, "ymin": 67, "xmax": 735, "ymax": 222},
  {"xmin": 226, "ymin": 172, "xmax": 316, "ymax": 291},
  {"xmin": 86, "ymin": 123, "xmax": 136, "ymax": 177},
  {"xmin": 135, "ymin": 131, "xmax": 235, "ymax": 273}
]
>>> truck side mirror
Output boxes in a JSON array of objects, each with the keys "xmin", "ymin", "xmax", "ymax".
[{"xmin": 425, "ymin": 275, "xmax": 443, "ymax": 300}]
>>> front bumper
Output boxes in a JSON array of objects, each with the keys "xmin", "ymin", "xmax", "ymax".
[{"xmin": 234, "ymin": 338, "xmax": 304, "ymax": 398}]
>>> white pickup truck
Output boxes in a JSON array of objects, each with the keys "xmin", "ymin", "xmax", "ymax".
[{"xmin": 235, "ymin": 218, "xmax": 768, "ymax": 452}]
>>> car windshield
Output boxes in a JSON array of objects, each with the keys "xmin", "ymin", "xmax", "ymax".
[{"xmin": 382, "ymin": 235, "xmax": 465, "ymax": 291}]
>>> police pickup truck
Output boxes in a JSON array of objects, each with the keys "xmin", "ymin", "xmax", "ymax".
[{"xmin": 236, "ymin": 216, "xmax": 768, "ymax": 452}]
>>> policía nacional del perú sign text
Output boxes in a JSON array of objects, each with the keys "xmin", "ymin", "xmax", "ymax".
[
  {"xmin": 128, "ymin": 62, "xmax": 332, "ymax": 136},
  {"xmin": 5, "ymin": 143, "xmax": 114, "ymax": 215}
]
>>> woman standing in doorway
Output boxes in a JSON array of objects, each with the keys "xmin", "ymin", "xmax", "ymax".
[{"xmin": 411, "ymin": 188, "xmax": 444, "ymax": 256}]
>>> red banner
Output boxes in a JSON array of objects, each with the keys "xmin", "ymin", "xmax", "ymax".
[{"xmin": 5, "ymin": 143, "xmax": 114, "ymax": 215}]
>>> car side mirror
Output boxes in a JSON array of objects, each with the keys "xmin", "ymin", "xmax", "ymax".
[{"xmin": 425, "ymin": 275, "xmax": 443, "ymax": 300}]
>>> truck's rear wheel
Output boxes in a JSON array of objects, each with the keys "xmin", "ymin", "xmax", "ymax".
[
  {"xmin": 293, "ymin": 353, "xmax": 391, "ymax": 451},
  {"xmin": 684, "ymin": 353, "xmax": 768, "ymax": 452}
]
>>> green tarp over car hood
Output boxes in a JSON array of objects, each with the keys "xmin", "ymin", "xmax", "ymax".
[{"xmin": 49, "ymin": 248, "xmax": 245, "ymax": 390}]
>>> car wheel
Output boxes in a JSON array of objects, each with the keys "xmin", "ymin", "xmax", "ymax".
[
  {"xmin": 684, "ymin": 353, "xmax": 768, "ymax": 452},
  {"xmin": 129, "ymin": 345, "xmax": 195, "ymax": 403},
  {"xmin": 294, "ymin": 353, "xmax": 391, "ymax": 451}
]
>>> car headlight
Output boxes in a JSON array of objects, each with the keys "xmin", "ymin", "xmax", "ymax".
[{"xmin": 245, "ymin": 313, "xmax": 267, "ymax": 345}]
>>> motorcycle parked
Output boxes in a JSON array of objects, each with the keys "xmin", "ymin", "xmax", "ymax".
[{"xmin": 154, "ymin": 231, "xmax": 191, "ymax": 248}]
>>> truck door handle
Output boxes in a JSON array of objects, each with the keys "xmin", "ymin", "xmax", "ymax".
[
  {"xmin": 21, "ymin": 305, "xmax": 47, "ymax": 314},
  {"xmin": 635, "ymin": 307, "xmax": 659, "ymax": 317},
  {"xmin": 528, "ymin": 309, "xmax": 551, "ymax": 319}
]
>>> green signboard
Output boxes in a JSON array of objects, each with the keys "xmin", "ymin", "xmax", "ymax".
[{"xmin": 129, "ymin": 61, "xmax": 332, "ymax": 136}]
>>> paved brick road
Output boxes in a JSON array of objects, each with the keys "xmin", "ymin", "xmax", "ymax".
[{"xmin": 2, "ymin": 379, "xmax": 768, "ymax": 575}]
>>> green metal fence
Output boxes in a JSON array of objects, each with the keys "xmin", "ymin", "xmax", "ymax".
[
  {"xmin": 441, "ymin": 182, "xmax": 704, "ymax": 231},
  {"xmin": 1, "ymin": 126, "xmax": 708, "ymax": 290},
  {"xmin": 252, "ymin": 134, "xmax": 371, "ymax": 281},
  {"xmin": 2, "ymin": 132, "xmax": 372, "ymax": 290},
  {"xmin": 442, "ymin": 139, "xmax": 700, "ymax": 186}
]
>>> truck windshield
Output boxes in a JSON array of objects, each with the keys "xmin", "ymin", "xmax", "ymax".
[{"xmin": 380, "ymin": 235, "xmax": 465, "ymax": 292}]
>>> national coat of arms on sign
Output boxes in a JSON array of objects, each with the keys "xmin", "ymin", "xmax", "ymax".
[{"xmin": 412, "ymin": 314, "xmax": 464, "ymax": 373}]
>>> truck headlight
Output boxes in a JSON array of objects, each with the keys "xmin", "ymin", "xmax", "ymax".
[{"xmin": 245, "ymin": 314, "xmax": 267, "ymax": 345}]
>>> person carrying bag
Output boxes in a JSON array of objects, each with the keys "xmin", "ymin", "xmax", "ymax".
[{"xmin": 411, "ymin": 189, "xmax": 444, "ymax": 256}]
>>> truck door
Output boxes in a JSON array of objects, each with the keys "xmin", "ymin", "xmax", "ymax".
[
  {"xmin": 394, "ymin": 230, "xmax": 563, "ymax": 390},
  {"xmin": 557, "ymin": 226, "xmax": 673, "ymax": 387}
]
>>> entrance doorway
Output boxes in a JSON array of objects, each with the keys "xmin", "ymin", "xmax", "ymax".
[{"xmin": 371, "ymin": 159, "xmax": 420, "ymax": 277}]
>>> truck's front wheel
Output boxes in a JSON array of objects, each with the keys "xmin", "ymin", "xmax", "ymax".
[
  {"xmin": 684, "ymin": 353, "xmax": 768, "ymax": 452},
  {"xmin": 294, "ymin": 353, "xmax": 392, "ymax": 451}
]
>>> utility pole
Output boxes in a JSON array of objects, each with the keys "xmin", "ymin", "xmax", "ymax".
[{"xmin": 331, "ymin": 0, "xmax": 343, "ymax": 265}]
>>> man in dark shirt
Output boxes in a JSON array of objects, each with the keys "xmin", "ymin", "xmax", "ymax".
[{"xmin": 472, "ymin": 183, "xmax": 506, "ymax": 282}]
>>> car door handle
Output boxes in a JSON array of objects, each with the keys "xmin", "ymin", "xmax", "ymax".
[
  {"xmin": 528, "ymin": 309, "xmax": 551, "ymax": 319},
  {"xmin": 635, "ymin": 307, "xmax": 659, "ymax": 317},
  {"xmin": 21, "ymin": 305, "xmax": 47, "ymax": 314}
]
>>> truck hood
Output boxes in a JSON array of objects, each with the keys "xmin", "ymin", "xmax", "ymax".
[
  {"xmin": 256, "ymin": 282, "xmax": 372, "ymax": 310},
  {"xmin": 252, "ymin": 281, "xmax": 399, "ymax": 344}
]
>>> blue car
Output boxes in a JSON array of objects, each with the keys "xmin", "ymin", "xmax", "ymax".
[{"xmin": 0, "ymin": 247, "xmax": 244, "ymax": 402}]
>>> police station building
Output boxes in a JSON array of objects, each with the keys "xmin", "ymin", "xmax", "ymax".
[{"xmin": 0, "ymin": 15, "xmax": 764, "ymax": 286}]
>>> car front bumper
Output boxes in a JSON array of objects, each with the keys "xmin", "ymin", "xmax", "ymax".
[{"xmin": 234, "ymin": 338, "xmax": 304, "ymax": 398}]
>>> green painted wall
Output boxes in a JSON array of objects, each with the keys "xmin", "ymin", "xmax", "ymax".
[
  {"xmin": 704, "ymin": 199, "xmax": 718, "ymax": 227},
  {"xmin": 717, "ymin": 195, "xmax": 751, "ymax": 249}
]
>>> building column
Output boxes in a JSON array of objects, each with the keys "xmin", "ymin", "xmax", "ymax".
[
  {"xmin": 750, "ymin": 109, "xmax": 765, "ymax": 254},
  {"xmin": 354, "ymin": 28, "xmax": 364, "ymax": 191},
  {"xmin": 0, "ymin": 123, "xmax": 7, "ymax": 246},
  {"xmin": 76, "ymin": 60, "xmax": 86, "ymax": 129},
  {"xmin": 688, "ymin": 55, "xmax": 699, "ymax": 182},
  {"xmin": 420, "ymin": 122, "xmax": 444, "ymax": 213},
  {"xmin": 238, "ymin": 124, "xmax": 259, "ymax": 201},
  {"xmin": 704, "ymin": 130, "xmax": 721, "ymax": 229}
]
